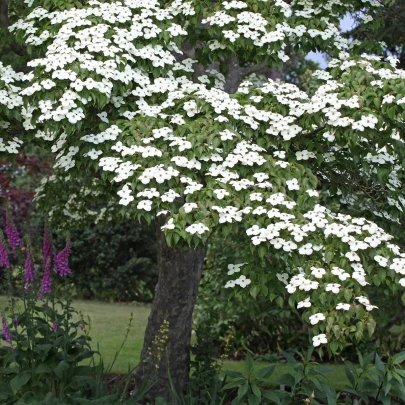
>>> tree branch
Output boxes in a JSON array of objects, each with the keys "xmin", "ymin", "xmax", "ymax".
[
  {"xmin": 224, "ymin": 55, "xmax": 243, "ymax": 94},
  {"xmin": 0, "ymin": 0, "xmax": 10, "ymax": 28},
  {"xmin": 224, "ymin": 56, "xmax": 282, "ymax": 94},
  {"xmin": 379, "ymin": 307, "xmax": 405, "ymax": 333}
]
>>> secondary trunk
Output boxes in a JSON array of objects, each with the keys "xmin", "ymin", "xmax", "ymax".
[{"xmin": 133, "ymin": 218, "xmax": 207, "ymax": 402}]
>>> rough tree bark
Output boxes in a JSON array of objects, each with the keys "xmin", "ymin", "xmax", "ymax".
[{"xmin": 133, "ymin": 217, "xmax": 207, "ymax": 401}]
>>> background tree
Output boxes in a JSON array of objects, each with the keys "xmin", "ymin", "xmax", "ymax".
[
  {"xmin": 346, "ymin": 0, "xmax": 405, "ymax": 69},
  {"xmin": 63, "ymin": 221, "xmax": 157, "ymax": 303}
]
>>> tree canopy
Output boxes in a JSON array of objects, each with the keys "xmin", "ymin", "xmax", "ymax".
[{"xmin": 1, "ymin": 0, "xmax": 405, "ymax": 357}]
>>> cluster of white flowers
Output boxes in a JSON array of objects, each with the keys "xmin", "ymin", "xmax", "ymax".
[
  {"xmin": 9, "ymin": 0, "xmax": 196, "ymax": 126},
  {"xmin": 0, "ymin": 62, "xmax": 24, "ymax": 154},
  {"xmin": 199, "ymin": 0, "xmax": 360, "ymax": 58}
]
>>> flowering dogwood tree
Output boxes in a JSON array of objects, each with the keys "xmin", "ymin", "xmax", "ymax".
[{"xmin": 2, "ymin": 0, "xmax": 405, "ymax": 399}]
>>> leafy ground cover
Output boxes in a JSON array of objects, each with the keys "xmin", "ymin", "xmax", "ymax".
[{"xmin": 0, "ymin": 296, "xmax": 348, "ymax": 389}]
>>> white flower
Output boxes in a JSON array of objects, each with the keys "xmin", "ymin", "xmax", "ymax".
[
  {"xmin": 336, "ymin": 303, "xmax": 350, "ymax": 311},
  {"xmin": 311, "ymin": 267, "xmax": 326, "ymax": 279},
  {"xmin": 286, "ymin": 284, "xmax": 297, "ymax": 294},
  {"xmin": 249, "ymin": 192, "xmax": 263, "ymax": 201},
  {"xmin": 185, "ymin": 223, "xmax": 209, "ymax": 235},
  {"xmin": 365, "ymin": 305, "xmax": 378, "ymax": 311},
  {"xmin": 161, "ymin": 218, "xmax": 175, "ymax": 230},
  {"xmin": 345, "ymin": 251, "xmax": 361, "ymax": 262},
  {"xmin": 331, "ymin": 267, "xmax": 350, "ymax": 281},
  {"xmin": 309, "ymin": 313, "xmax": 326, "ymax": 325},
  {"xmin": 283, "ymin": 241, "xmax": 297, "ymax": 252},
  {"xmin": 306, "ymin": 190, "xmax": 319, "ymax": 197},
  {"xmin": 225, "ymin": 280, "xmax": 236, "ymax": 288},
  {"xmin": 84, "ymin": 148, "xmax": 103, "ymax": 160},
  {"xmin": 325, "ymin": 283, "xmax": 341, "ymax": 294},
  {"xmin": 312, "ymin": 334, "xmax": 327, "ymax": 347},
  {"xmin": 296, "ymin": 150, "xmax": 315, "ymax": 160},
  {"xmin": 299, "ymin": 279, "xmax": 319, "ymax": 291},
  {"xmin": 137, "ymin": 200, "xmax": 152, "ymax": 211},
  {"xmin": 214, "ymin": 189, "xmax": 230, "ymax": 200},
  {"xmin": 234, "ymin": 275, "xmax": 251, "ymax": 288},
  {"xmin": 299, "ymin": 243, "xmax": 313, "ymax": 255},
  {"xmin": 277, "ymin": 273, "xmax": 289, "ymax": 285},
  {"xmin": 227, "ymin": 263, "xmax": 245, "ymax": 275},
  {"xmin": 182, "ymin": 203, "xmax": 198, "ymax": 213},
  {"xmin": 374, "ymin": 255, "xmax": 388, "ymax": 267},
  {"xmin": 356, "ymin": 296, "xmax": 370, "ymax": 305},
  {"xmin": 286, "ymin": 178, "xmax": 299, "ymax": 190},
  {"xmin": 297, "ymin": 298, "xmax": 311, "ymax": 309}
]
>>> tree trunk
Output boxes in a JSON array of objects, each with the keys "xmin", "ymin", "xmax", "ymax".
[{"xmin": 133, "ymin": 218, "xmax": 207, "ymax": 402}]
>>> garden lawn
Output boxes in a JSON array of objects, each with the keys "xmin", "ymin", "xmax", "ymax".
[{"xmin": 0, "ymin": 297, "xmax": 348, "ymax": 389}]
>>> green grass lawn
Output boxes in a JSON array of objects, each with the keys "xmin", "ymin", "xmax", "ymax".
[{"xmin": 0, "ymin": 296, "xmax": 348, "ymax": 390}]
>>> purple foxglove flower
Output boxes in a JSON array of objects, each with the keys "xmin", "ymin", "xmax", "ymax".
[
  {"xmin": 14, "ymin": 319, "xmax": 18, "ymax": 327},
  {"xmin": 0, "ymin": 233, "xmax": 9, "ymax": 268},
  {"xmin": 52, "ymin": 321, "xmax": 58, "ymax": 333},
  {"xmin": 43, "ymin": 224, "xmax": 52, "ymax": 269},
  {"xmin": 40, "ymin": 258, "xmax": 52, "ymax": 300},
  {"xmin": 5, "ymin": 215, "xmax": 22, "ymax": 250},
  {"xmin": 54, "ymin": 240, "xmax": 72, "ymax": 277},
  {"xmin": 1, "ymin": 313, "xmax": 11, "ymax": 344},
  {"xmin": 24, "ymin": 246, "xmax": 34, "ymax": 291}
]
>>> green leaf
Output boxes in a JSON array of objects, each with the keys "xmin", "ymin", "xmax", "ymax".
[
  {"xmin": 224, "ymin": 370, "xmax": 243, "ymax": 378},
  {"xmin": 248, "ymin": 394, "xmax": 261, "ymax": 405},
  {"xmin": 251, "ymin": 384, "xmax": 261, "ymax": 399},
  {"xmin": 250, "ymin": 285, "xmax": 260, "ymax": 299},
  {"xmin": 324, "ymin": 248, "xmax": 334, "ymax": 264},
  {"xmin": 391, "ymin": 351, "xmax": 405, "ymax": 365},
  {"xmin": 384, "ymin": 381, "xmax": 392, "ymax": 397},
  {"xmin": 257, "ymin": 365, "xmax": 276, "ymax": 380},
  {"xmin": 10, "ymin": 371, "xmax": 31, "ymax": 394},
  {"xmin": 257, "ymin": 246, "xmax": 267, "ymax": 259},
  {"xmin": 35, "ymin": 363, "xmax": 52, "ymax": 374},
  {"xmin": 329, "ymin": 341, "xmax": 339, "ymax": 354},
  {"xmin": 54, "ymin": 360, "xmax": 69, "ymax": 378},
  {"xmin": 344, "ymin": 362, "xmax": 356, "ymax": 388},
  {"xmin": 366, "ymin": 319, "xmax": 376, "ymax": 337},
  {"xmin": 282, "ymin": 351, "xmax": 298, "ymax": 364},
  {"xmin": 387, "ymin": 107, "xmax": 396, "ymax": 120},
  {"xmin": 261, "ymin": 284, "xmax": 269, "ymax": 297},
  {"xmin": 275, "ymin": 296, "xmax": 284, "ymax": 308},
  {"xmin": 245, "ymin": 353, "xmax": 255, "ymax": 373},
  {"xmin": 237, "ymin": 383, "xmax": 249, "ymax": 400},
  {"xmin": 223, "ymin": 380, "xmax": 245, "ymax": 390},
  {"xmin": 262, "ymin": 391, "xmax": 283, "ymax": 404}
]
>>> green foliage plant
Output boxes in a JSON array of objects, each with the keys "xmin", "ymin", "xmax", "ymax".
[
  {"xmin": 343, "ymin": 351, "xmax": 405, "ymax": 405},
  {"xmin": 0, "ymin": 218, "xmax": 99, "ymax": 404},
  {"xmin": 220, "ymin": 349, "xmax": 405, "ymax": 405},
  {"xmin": 222, "ymin": 353, "xmax": 278, "ymax": 405},
  {"xmin": 58, "ymin": 221, "xmax": 157, "ymax": 303}
]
